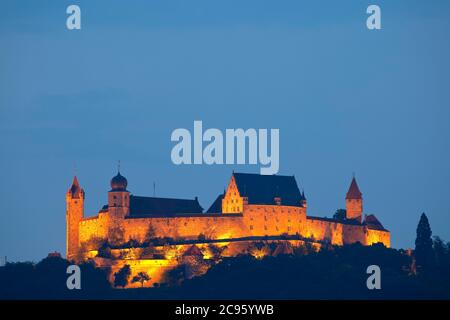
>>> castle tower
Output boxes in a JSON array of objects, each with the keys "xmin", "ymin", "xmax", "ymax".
[
  {"xmin": 66, "ymin": 176, "xmax": 85, "ymax": 261},
  {"xmin": 345, "ymin": 176, "xmax": 363, "ymax": 223},
  {"xmin": 300, "ymin": 190, "xmax": 307, "ymax": 208},
  {"xmin": 108, "ymin": 170, "xmax": 130, "ymax": 220}
]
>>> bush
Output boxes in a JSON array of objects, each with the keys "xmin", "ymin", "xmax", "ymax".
[
  {"xmin": 114, "ymin": 264, "xmax": 131, "ymax": 288},
  {"xmin": 197, "ymin": 233, "xmax": 207, "ymax": 242}
]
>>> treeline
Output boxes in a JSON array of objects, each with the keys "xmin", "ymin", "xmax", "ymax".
[
  {"xmin": 172, "ymin": 240, "xmax": 450, "ymax": 299},
  {"xmin": 1, "ymin": 213, "xmax": 450, "ymax": 299}
]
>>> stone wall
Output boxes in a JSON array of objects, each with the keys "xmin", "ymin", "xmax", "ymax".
[
  {"xmin": 305, "ymin": 218, "xmax": 390, "ymax": 247},
  {"xmin": 77, "ymin": 204, "xmax": 389, "ymax": 251},
  {"xmin": 365, "ymin": 228, "xmax": 391, "ymax": 247}
]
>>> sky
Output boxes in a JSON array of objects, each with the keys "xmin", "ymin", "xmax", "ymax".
[{"xmin": 1, "ymin": 0, "xmax": 449, "ymax": 262}]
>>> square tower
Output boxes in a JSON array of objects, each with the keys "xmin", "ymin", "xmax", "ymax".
[{"xmin": 345, "ymin": 177, "xmax": 363, "ymax": 223}]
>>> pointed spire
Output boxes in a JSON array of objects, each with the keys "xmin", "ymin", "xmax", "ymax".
[
  {"xmin": 72, "ymin": 175, "xmax": 79, "ymax": 187},
  {"xmin": 68, "ymin": 176, "xmax": 84, "ymax": 198},
  {"xmin": 346, "ymin": 176, "xmax": 362, "ymax": 200}
]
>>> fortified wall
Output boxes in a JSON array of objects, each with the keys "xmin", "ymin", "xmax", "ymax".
[{"xmin": 66, "ymin": 171, "xmax": 390, "ymax": 287}]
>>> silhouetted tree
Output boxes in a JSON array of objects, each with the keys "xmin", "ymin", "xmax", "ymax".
[
  {"xmin": 78, "ymin": 261, "xmax": 111, "ymax": 295},
  {"xmin": 132, "ymin": 272, "xmax": 151, "ymax": 287},
  {"xmin": 333, "ymin": 209, "xmax": 346, "ymax": 221},
  {"xmin": 165, "ymin": 264, "xmax": 186, "ymax": 286},
  {"xmin": 114, "ymin": 264, "xmax": 131, "ymax": 288},
  {"xmin": 197, "ymin": 233, "xmax": 207, "ymax": 242},
  {"xmin": 97, "ymin": 242, "xmax": 112, "ymax": 258},
  {"xmin": 415, "ymin": 213, "xmax": 435, "ymax": 273},
  {"xmin": 34, "ymin": 256, "xmax": 71, "ymax": 296},
  {"xmin": 0, "ymin": 256, "xmax": 112, "ymax": 299},
  {"xmin": 0, "ymin": 262, "xmax": 35, "ymax": 299},
  {"xmin": 3, "ymin": 240, "xmax": 450, "ymax": 299},
  {"xmin": 433, "ymin": 236, "xmax": 450, "ymax": 273}
]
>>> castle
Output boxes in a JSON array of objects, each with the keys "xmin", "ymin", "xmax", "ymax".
[{"xmin": 66, "ymin": 170, "xmax": 390, "ymax": 287}]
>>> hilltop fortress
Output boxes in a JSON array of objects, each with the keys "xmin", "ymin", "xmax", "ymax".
[{"xmin": 66, "ymin": 171, "xmax": 390, "ymax": 287}]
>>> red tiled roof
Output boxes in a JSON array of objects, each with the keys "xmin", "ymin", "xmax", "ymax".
[{"xmin": 346, "ymin": 177, "xmax": 362, "ymax": 199}]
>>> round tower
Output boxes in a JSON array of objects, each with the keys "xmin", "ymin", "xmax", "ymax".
[
  {"xmin": 108, "ymin": 170, "xmax": 130, "ymax": 219},
  {"xmin": 66, "ymin": 176, "xmax": 85, "ymax": 261}
]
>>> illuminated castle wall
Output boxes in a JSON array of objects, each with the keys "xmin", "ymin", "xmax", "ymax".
[{"xmin": 66, "ymin": 171, "xmax": 390, "ymax": 262}]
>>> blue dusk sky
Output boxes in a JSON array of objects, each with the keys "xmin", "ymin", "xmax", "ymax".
[{"xmin": 1, "ymin": 0, "xmax": 449, "ymax": 261}]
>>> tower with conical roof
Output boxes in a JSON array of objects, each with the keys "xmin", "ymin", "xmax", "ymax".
[
  {"xmin": 345, "ymin": 176, "xmax": 363, "ymax": 223},
  {"xmin": 66, "ymin": 176, "xmax": 85, "ymax": 260}
]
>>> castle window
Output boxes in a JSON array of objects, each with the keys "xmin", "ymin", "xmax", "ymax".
[
  {"xmin": 113, "ymin": 195, "xmax": 117, "ymax": 199},
  {"xmin": 264, "ymin": 226, "xmax": 267, "ymax": 230},
  {"xmin": 250, "ymin": 225, "xmax": 253, "ymax": 230}
]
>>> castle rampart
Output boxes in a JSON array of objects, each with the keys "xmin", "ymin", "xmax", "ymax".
[{"xmin": 67, "ymin": 171, "xmax": 390, "ymax": 287}]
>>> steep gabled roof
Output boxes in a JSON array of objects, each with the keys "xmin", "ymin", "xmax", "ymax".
[
  {"xmin": 207, "ymin": 193, "xmax": 224, "ymax": 213},
  {"xmin": 129, "ymin": 195, "xmax": 203, "ymax": 216},
  {"xmin": 346, "ymin": 177, "xmax": 362, "ymax": 200},
  {"xmin": 232, "ymin": 172, "xmax": 303, "ymax": 206},
  {"xmin": 364, "ymin": 214, "xmax": 387, "ymax": 231}
]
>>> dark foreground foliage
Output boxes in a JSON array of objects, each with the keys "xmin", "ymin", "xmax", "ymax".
[{"xmin": 1, "ymin": 241, "xmax": 450, "ymax": 300}]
